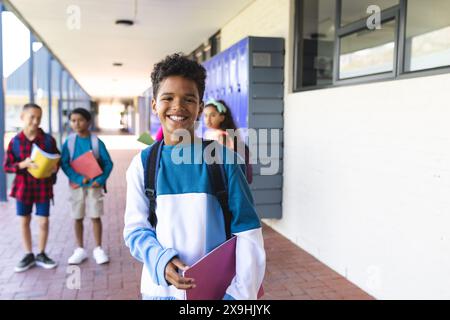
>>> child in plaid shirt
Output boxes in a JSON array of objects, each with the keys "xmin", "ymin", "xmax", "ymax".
[{"xmin": 3, "ymin": 103, "xmax": 60, "ymax": 272}]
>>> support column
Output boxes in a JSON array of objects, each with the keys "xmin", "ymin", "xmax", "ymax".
[
  {"xmin": 48, "ymin": 55, "xmax": 52, "ymax": 134},
  {"xmin": 0, "ymin": 3, "xmax": 7, "ymax": 201},
  {"xmin": 29, "ymin": 33, "xmax": 34, "ymax": 103}
]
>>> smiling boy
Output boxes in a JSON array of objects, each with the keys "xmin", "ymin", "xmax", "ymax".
[
  {"xmin": 3, "ymin": 103, "xmax": 59, "ymax": 272},
  {"xmin": 123, "ymin": 53, "xmax": 265, "ymax": 300}
]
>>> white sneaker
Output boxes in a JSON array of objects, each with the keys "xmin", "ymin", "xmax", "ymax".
[
  {"xmin": 68, "ymin": 247, "xmax": 88, "ymax": 265},
  {"xmin": 93, "ymin": 247, "xmax": 109, "ymax": 265}
]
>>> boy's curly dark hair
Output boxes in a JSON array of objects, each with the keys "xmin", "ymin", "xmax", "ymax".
[{"xmin": 151, "ymin": 53, "xmax": 206, "ymax": 100}]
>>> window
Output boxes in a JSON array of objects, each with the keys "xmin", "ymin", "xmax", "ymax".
[
  {"xmin": 336, "ymin": 0, "xmax": 399, "ymax": 81},
  {"xmin": 294, "ymin": 0, "xmax": 336, "ymax": 89},
  {"xmin": 404, "ymin": 0, "xmax": 450, "ymax": 72},
  {"xmin": 339, "ymin": 19, "xmax": 396, "ymax": 79},
  {"xmin": 188, "ymin": 30, "xmax": 221, "ymax": 63},
  {"xmin": 293, "ymin": 0, "xmax": 450, "ymax": 91},
  {"xmin": 341, "ymin": 0, "xmax": 398, "ymax": 26}
]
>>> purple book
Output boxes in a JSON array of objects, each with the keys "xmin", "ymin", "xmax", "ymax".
[{"xmin": 183, "ymin": 236, "xmax": 264, "ymax": 300}]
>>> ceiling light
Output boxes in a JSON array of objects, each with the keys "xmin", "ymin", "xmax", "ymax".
[{"xmin": 115, "ymin": 19, "xmax": 134, "ymax": 26}]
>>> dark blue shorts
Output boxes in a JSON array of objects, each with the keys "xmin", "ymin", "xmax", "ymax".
[{"xmin": 16, "ymin": 201, "xmax": 50, "ymax": 217}]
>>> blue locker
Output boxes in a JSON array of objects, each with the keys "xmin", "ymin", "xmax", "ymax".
[
  {"xmin": 228, "ymin": 46, "xmax": 239, "ymax": 125},
  {"xmin": 202, "ymin": 60, "xmax": 209, "ymax": 101},
  {"xmin": 212, "ymin": 60, "xmax": 217, "ymax": 98},
  {"xmin": 201, "ymin": 61, "xmax": 210, "ymax": 133},
  {"xmin": 238, "ymin": 39, "xmax": 249, "ymax": 130},
  {"xmin": 201, "ymin": 36, "xmax": 284, "ymax": 219},
  {"xmin": 214, "ymin": 60, "xmax": 220, "ymax": 99},
  {"xmin": 221, "ymin": 50, "xmax": 229, "ymax": 114},
  {"xmin": 228, "ymin": 48, "xmax": 237, "ymax": 125},
  {"xmin": 200, "ymin": 38, "xmax": 250, "ymax": 133},
  {"xmin": 210, "ymin": 59, "xmax": 215, "ymax": 99},
  {"xmin": 221, "ymin": 53, "xmax": 228, "ymax": 100},
  {"xmin": 207, "ymin": 61, "xmax": 213, "ymax": 101},
  {"xmin": 207, "ymin": 62, "xmax": 213, "ymax": 101},
  {"xmin": 218, "ymin": 57, "xmax": 223, "ymax": 100}
]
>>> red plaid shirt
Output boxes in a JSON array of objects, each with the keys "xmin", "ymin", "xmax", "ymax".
[{"xmin": 3, "ymin": 129, "xmax": 60, "ymax": 204}]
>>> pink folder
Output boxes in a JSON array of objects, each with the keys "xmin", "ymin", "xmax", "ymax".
[
  {"xmin": 183, "ymin": 236, "xmax": 264, "ymax": 300},
  {"xmin": 70, "ymin": 150, "xmax": 103, "ymax": 180}
]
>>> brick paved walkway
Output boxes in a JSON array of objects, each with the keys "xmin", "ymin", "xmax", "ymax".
[
  {"xmin": 0, "ymin": 137, "xmax": 373, "ymax": 300},
  {"xmin": 261, "ymin": 225, "xmax": 372, "ymax": 300}
]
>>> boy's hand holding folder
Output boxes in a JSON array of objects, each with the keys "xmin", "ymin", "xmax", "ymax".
[
  {"xmin": 182, "ymin": 236, "xmax": 264, "ymax": 300},
  {"xmin": 69, "ymin": 151, "xmax": 103, "ymax": 188},
  {"xmin": 165, "ymin": 257, "xmax": 196, "ymax": 290},
  {"xmin": 19, "ymin": 157, "xmax": 38, "ymax": 170},
  {"xmin": 27, "ymin": 144, "xmax": 60, "ymax": 179}
]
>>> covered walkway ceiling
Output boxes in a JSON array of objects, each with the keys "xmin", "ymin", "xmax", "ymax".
[{"xmin": 7, "ymin": 0, "xmax": 254, "ymax": 99}]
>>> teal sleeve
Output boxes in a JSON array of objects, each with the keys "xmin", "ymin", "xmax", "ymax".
[
  {"xmin": 60, "ymin": 141, "xmax": 84, "ymax": 186},
  {"xmin": 93, "ymin": 140, "xmax": 114, "ymax": 186},
  {"xmin": 224, "ymin": 152, "xmax": 261, "ymax": 234}
]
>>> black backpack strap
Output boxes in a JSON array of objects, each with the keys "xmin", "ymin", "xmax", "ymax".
[
  {"xmin": 44, "ymin": 133, "xmax": 53, "ymax": 152},
  {"xmin": 203, "ymin": 140, "xmax": 232, "ymax": 240},
  {"xmin": 12, "ymin": 136, "xmax": 21, "ymax": 161},
  {"xmin": 145, "ymin": 140, "xmax": 164, "ymax": 228}
]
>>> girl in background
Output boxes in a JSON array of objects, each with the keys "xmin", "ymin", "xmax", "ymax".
[{"xmin": 203, "ymin": 99, "xmax": 252, "ymax": 184}]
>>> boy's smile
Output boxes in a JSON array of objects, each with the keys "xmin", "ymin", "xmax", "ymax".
[{"xmin": 152, "ymin": 75, "xmax": 203, "ymax": 145}]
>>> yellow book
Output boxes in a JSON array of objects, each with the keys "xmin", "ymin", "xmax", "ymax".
[{"xmin": 28, "ymin": 144, "xmax": 60, "ymax": 179}]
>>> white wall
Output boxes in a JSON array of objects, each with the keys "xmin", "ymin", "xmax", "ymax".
[
  {"xmin": 222, "ymin": 0, "xmax": 450, "ymax": 299},
  {"xmin": 220, "ymin": 0, "xmax": 290, "ymax": 51},
  {"xmin": 267, "ymin": 74, "xmax": 450, "ymax": 299}
]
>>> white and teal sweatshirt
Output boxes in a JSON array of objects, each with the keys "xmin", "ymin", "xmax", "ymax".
[{"xmin": 123, "ymin": 142, "xmax": 266, "ymax": 300}]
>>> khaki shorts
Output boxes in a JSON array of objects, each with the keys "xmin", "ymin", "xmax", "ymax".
[{"xmin": 69, "ymin": 187, "xmax": 104, "ymax": 219}]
